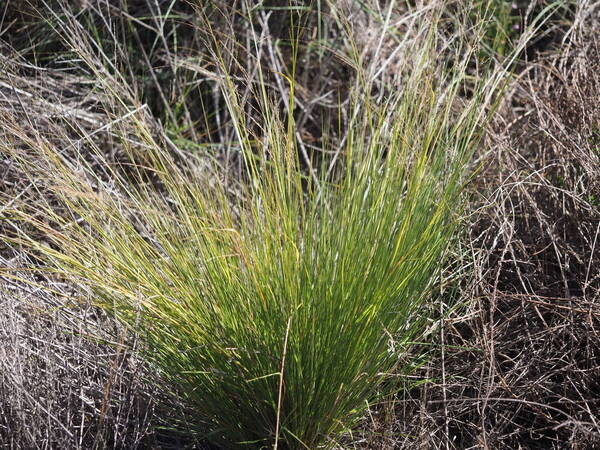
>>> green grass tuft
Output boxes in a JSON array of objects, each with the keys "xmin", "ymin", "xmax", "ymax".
[{"xmin": 0, "ymin": 2, "xmax": 533, "ymax": 448}]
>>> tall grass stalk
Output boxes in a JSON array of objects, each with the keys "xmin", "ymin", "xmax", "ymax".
[{"xmin": 0, "ymin": 2, "xmax": 536, "ymax": 448}]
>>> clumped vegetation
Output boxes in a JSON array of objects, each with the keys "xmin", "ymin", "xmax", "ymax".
[{"xmin": 1, "ymin": 1, "xmax": 598, "ymax": 449}]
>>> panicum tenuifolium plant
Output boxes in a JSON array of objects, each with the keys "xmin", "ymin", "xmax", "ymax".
[{"xmin": 0, "ymin": 3, "xmax": 532, "ymax": 448}]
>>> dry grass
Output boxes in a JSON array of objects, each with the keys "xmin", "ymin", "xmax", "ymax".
[
  {"xmin": 1, "ymin": 256, "xmax": 150, "ymax": 449},
  {"xmin": 359, "ymin": 4, "xmax": 600, "ymax": 448},
  {"xmin": 0, "ymin": 40, "xmax": 207, "ymax": 449}
]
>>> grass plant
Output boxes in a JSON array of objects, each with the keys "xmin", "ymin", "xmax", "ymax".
[{"xmin": 0, "ymin": 2, "xmax": 541, "ymax": 448}]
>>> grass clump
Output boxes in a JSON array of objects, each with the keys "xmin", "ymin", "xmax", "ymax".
[{"xmin": 1, "ymin": 3, "xmax": 519, "ymax": 449}]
